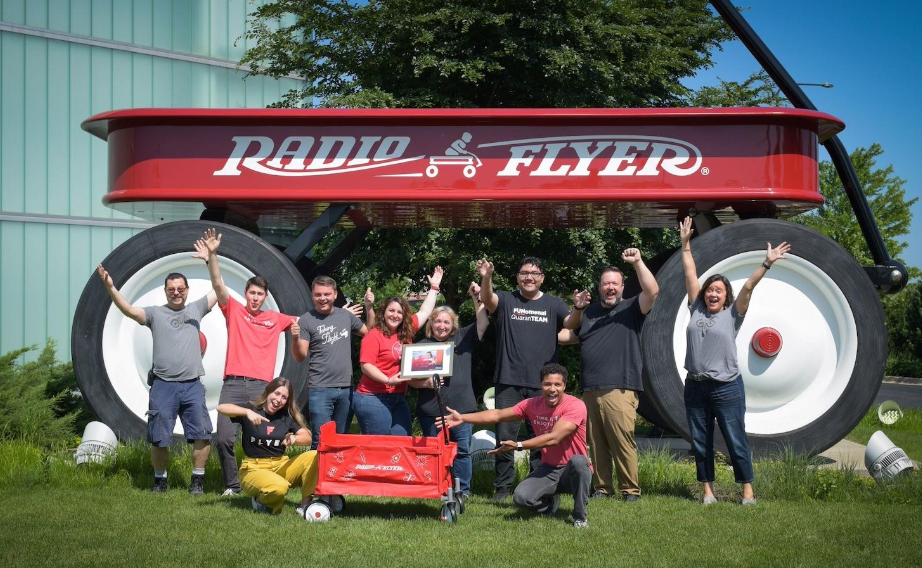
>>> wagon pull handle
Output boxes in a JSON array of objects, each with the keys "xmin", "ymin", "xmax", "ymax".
[{"xmin": 431, "ymin": 374, "xmax": 450, "ymax": 446}]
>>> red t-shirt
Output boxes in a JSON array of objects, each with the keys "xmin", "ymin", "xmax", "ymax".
[
  {"xmin": 220, "ymin": 297, "xmax": 298, "ymax": 381},
  {"xmin": 356, "ymin": 314, "xmax": 419, "ymax": 395},
  {"xmin": 513, "ymin": 394, "xmax": 588, "ymax": 467}
]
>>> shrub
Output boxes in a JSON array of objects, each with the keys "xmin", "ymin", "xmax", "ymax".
[{"xmin": 0, "ymin": 342, "xmax": 81, "ymax": 447}]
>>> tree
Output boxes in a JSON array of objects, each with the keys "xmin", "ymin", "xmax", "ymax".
[
  {"xmin": 685, "ymin": 69, "xmax": 788, "ymax": 107},
  {"xmin": 241, "ymin": 0, "xmax": 732, "ymax": 109}
]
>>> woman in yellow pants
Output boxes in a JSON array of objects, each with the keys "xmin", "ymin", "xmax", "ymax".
[{"xmin": 218, "ymin": 377, "xmax": 318, "ymax": 514}]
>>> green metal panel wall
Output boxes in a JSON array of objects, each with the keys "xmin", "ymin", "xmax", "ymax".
[{"xmin": 0, "ymin": 0, "xmax": 304, "ymax": 360}]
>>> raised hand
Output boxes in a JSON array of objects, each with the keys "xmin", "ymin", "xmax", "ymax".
[
  {"xmin": 679, "ymin": 216, "xmax": 694, "ymax": 246},
  {"xmin": 572, "ymin": 289, "xmax": 591, "ymax": 309},
  {"xmin": 765, "ymin": 241, "xmax": 791, "ymax": 266},
  {"xmin": 364, "ymin": 286, "xmax": 374, "ymax": 306},
  {"xmin": 427, "ymin": 266, "xmax": 444, "ymax": 288},
  {"xmin": 621, "ymin": 248, "xmax": 643, "ymax": 265},
  {"xmin": 191, "ymin": 238, "xmax": 209, "ymax": 261},
  {"xmin": 289, "ymin": 321, "xmax": 300, "ymax": 338},
  {"xmin": 476, "ymin": 259, "xmax": 494, "ymax": 278},
  {"xmin": 344, "ymin": 301, "xmax": 364, "ymax": 317},
  {"xmin": 468, "ymin": 281, "xmax": 481, "ymax": 299},
  {"xmin": 97, "ymin": 264, "xmax": 114, "ymax": 288},
  {"xmin": 202, "ymin": 228, "xmax": 221, "ymax": 254}
]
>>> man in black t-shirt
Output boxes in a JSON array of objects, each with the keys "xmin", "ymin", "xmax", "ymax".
[
  {"xmin": 562, "ymin": 248, "xmax": 659, "ymax": 501},
  {"xmin": 478, "ymin": 256, "xmax": 583, "ymax": 501}
]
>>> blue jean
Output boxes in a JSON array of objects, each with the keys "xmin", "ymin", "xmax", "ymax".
[
  {"xmin": 353, "ymin": 392, "xmax": 412, "ymax": 436},
  {"xmin": 418, "ymin": 416, "xmax": 472, "ymax": 496},
  {"xmin": 308, "ymin": 387, "xmax": 353, "ymax": 450},
  {"xmin": 684, "ymin": 375, "xmax": 754, "ymax": 484}
]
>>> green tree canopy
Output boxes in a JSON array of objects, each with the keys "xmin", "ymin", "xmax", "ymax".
[{"xmin": 241, "ymin": 0, "xmax": 732, "ymax": 108}]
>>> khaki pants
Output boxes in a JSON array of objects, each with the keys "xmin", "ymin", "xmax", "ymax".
[
  {"xmin": 240, "ymin": 450, "xmax": 319, "ymax": 514},
  {"xmin": 583, "ymin": 388, "xmax": 640, "ymax": 496}
]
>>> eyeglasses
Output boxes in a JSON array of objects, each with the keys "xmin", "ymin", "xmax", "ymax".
[
  {"xmin": 517, "ymin": 271, "xmax": 544, "ymax": 277},
  {"xmin": 166, "ymin": 287, "xmax": 187, "ymax": 294}
]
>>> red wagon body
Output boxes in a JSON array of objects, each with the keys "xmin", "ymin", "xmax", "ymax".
[{"xmin": 314, "ymin": 422, "xmax": 458, "ymax": 500}]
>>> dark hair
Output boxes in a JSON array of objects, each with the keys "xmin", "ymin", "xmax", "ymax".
[
  {"xmin": 164, "ymin": 273, "xmax": 188, "ymax": 287},
  {"xmin": 245, "ymin": 276, "xmax": 270, "ymax": 295},
  {"xmin": 251, "ymin": 377, "xmax": 306, "ymax": 430},
  {"xmin": 540, "ymin": 362, "xmax": 569, "ymax": 382},
  {"xmin": 599, "ymin": 266, "xmax": 625, "ymax": 283},
  {"xmin": 518, "ymin": 256, "xmax": 544, "ymax": 273},
  {"xmin": 311, "ymin": 275, "xmax": 338, "ymax": 291},
  {"xmin": 374, "ymin": 296, "xmax": 416, "ymax": 343},
  {"xmin": 697, "ymin": 274, "xmax": 735, "ymax": 310}
]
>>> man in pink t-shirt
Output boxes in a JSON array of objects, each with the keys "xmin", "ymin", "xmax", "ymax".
[
  {"xmin": 195, "ymin": 228, "xmax": 301, "ymax": 495},
  {"xmin": 440, "ymin": 363, "xmax": 591, "ymax": 528}
]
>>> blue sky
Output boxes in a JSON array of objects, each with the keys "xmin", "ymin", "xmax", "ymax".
[{"xmin": 683, "ymin": 1, "xmax": 922, "ymax": 275}]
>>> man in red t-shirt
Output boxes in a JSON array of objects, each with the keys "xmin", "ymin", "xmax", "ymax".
[
  {"xmin": 439, "ymin": 362, "xmax": 591, "ymax": 528},
  {"xmin": 194, "ymin": 228, "xmax": 301, "ymax": 495}
]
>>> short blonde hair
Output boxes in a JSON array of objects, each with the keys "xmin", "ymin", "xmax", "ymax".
[{"xmin": 424, "ymin": 306, "xmax": 459, "ymax": 339}]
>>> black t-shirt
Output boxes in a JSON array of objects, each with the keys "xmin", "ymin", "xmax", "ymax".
[
  {"xmin": 493, "ymin": 290, "xmax": 569, "ymax": 387},
  {"xmin": 577, "ymin": 295, "xmax": 646, "ymax": 392},
  {"xmin": 230, "ymin": 403, "xmax": 301, "ymax": 458},
  {"xmin": 415, "ymin": 323, "xmax": 482, "ymax": 417}
]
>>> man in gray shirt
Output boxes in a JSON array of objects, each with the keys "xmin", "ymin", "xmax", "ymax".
[
  {"xmin": 97, "ymin": 264, "xmax": 217, "ymax": 495},
  {"xmin": 292, "ymin": 275, "xmax": 374, "ymax": 449}
]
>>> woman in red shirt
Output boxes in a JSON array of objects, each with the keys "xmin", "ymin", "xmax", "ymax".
[{"xmin": 354, "ymin": 267, "xmax": 443, "ymax": 435}]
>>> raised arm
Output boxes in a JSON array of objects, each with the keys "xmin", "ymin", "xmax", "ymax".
[
  {"xmin": 679, "ymin": 217, "xmax": 700, "ymax": 305},
  {"xmin": 623, "ymin": 248, "xmax": 659, "ymax": 314},
  {"xmin": 736, "ymin": 241, "xmax": 791, "ymax": 315},
  {"xmin": 192, "ymin": 228, "xmax": 229, "ymax": 306},
  {"xmin": 97, "ymin": 264, "xmax": 146, "ymax": 324},
  {"xmin": 563, "ymin": 289, "xmax": 591, "ymax": 329},
  {"xmin": 362, "ymin": 287, "xmax": 375, "ymax": 332},
  {"xmin": 290, "ymin": 320, "xmax": 309, "ymax": 363},
  {"xmin": 414, "ymin": 266, "xmax": 444, "ymax": 326},
  {"xmin": 477, "ymin": 259, "xmax": 499, "ymax": 313},
  {"xmin": 469, "ymin": 282, "xmax": 490, "ymax": 339}
]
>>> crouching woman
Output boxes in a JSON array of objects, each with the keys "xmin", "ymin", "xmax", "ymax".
[{"xmin": 217, "ymin": 377, "xmax": 318, "ymax": 514}]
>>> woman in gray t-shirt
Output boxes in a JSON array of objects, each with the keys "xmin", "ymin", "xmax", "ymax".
[{"xmin": 679, "ymin": 217, "xmax": 791, "ymax": 506}]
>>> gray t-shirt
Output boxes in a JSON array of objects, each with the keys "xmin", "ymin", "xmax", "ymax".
[
  {"xmin": 143, "ymin": 296, "xmax": 211, "ymax": 381},
  {"xmin": 684, "ymin": 299, "xmax": 745, "ymax": 382},
  {"xmin": 299, "ymin": 307, "xmax": 364, "ymax": 388},
  {"xmin": 577, "ymin": 295, "xmax": 645, "ymax": 393}
]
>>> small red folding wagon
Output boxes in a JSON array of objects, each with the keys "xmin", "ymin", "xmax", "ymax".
[{"xmin": 304, "ymin": 422, "xmax": 461, "ymax": 522}]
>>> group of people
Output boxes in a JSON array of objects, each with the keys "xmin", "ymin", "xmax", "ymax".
[{"xmin": 97, "ymin": 218, "xmax": 791, "ymax": 526}]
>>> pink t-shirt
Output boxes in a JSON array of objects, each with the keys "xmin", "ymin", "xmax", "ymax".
[
  {"xmin": 220, "ymin": 297, "xmax": 298, "ymax": 381},
  {"xmin": 513, "ymin": 394, "xmax": 588, "ymax": 467},
  {"xmin": 356, "ymin": 314, "xmax": 419, "ymax": 395}
]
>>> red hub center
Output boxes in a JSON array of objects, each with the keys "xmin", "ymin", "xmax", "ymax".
[{"xmin": 751, "ymin": 327, "xmax": 782, "ymax": 358}]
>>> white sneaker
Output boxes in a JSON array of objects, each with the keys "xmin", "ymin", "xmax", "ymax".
[
  {"xmin": 573, "ymin": 519, "xmax": 589, "ymax": 529},
  {"xmin": 251, "ymin": 497, "xmax": 270, "ymax": 514},
  {"xmin": 222, "ymin": 488, "xmax": 240, "ymax": 497}
]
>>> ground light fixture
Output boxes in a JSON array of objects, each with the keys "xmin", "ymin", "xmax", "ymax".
[
  {"xmin": 471, "ymin": 430, "xmax": 497, "ymax": 472},
  {"xmin": 864, "ymin": 431, "xmax": 915, "ymax": 483},
  {"xmin": 878, "ymin": 400, "xmax": 903, "ymax": 425},
  {"xmin": 75, "ymin": 421, "xmax": 118, "ymax": 465}
]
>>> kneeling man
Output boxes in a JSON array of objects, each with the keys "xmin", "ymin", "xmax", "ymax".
[{"xmin": 439, "ymin": 362, "xmax": 590, "ymax": 528}]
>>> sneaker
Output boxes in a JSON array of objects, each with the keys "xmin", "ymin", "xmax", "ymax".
[
  {"xmin": 252, "ymin": 497, "xmax": 271, "ymax": 514},
  {"xmin": 542, "ymin": 494, "xmax": 561, "ymax": 517},
  {"xmin": 573, "ymin": 519, "xmax": 589, "ymax": 529},
  {"xmin": 702, "ymin": 495, "xmax": 718, "ymax": 505},
  {"xmin": 590, "ymin": 491, "xmax": 611, "ymax": 499},
  {"xmin": 188, "ymin": 474, "xmax": 205, "ymax": 496},
  {"xmin": 492, "ymin": 489, "xmax": 510, "ymax": 502},
  {"xmin": 221, "ymin": 488, "xmax": 240, "ymax": 497},
  {"xmin": 741, "ymin": 497, "xmax": 757, "ymax": 506},
  {"xmin": 151, "ymin": 477, "xmax": 168, "ymax": 493},
  {"xmin": 295, "ymin": 505, "xmax": 306, "ymax": 517},
  {"xmin": 623, "ymin": 494, "xmax": 640, "ymax": 502}
]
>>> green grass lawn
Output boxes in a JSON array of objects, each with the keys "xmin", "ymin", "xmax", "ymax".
[
  {"xmin": 846, "ymin": 407, "xmax": 922, "ymax": 461},
  {"xmin": 1, "ymin": 439, "xmax": 921, "ymax": 568}
]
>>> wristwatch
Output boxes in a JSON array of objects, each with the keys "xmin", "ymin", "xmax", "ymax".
[{"xmin": 516, "ymin": 442, "xmax": 524, "ymax": 451}]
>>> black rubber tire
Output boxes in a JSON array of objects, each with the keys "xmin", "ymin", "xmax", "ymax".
[
  {"xmin": 641, "ymin": 219, "xmax": 886, "ymax": 456},
  {"xmin": 72, "ymin": 220, "xmax": 311, "ymax": 440}
]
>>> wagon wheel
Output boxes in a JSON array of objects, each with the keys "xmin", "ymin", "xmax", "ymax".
[
  {"xmin": 439, "ymin": 502, "xmax": 458, "ymax": 523},
  {"xmin": 71, "ymin": 221, "xmax": 311, "ymax": 440},
  {"xmin": 641, "ymin": 219, "xmax": 886, "ymax": 456},
  {"xmin": 303, "ymin": 500, "xmax": 332, "ymax": 522}
]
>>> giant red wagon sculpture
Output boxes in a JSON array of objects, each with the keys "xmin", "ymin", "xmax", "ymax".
[{"xmin": 71, "ymin": 1, "xmax": 907, "ymax": 457}]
